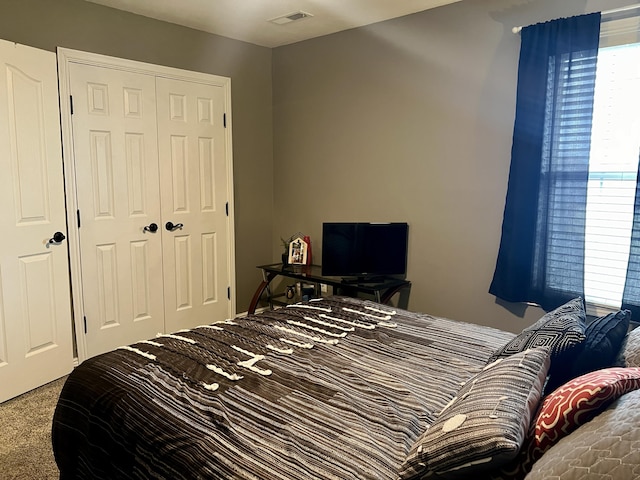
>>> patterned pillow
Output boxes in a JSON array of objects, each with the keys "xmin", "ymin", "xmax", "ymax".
[
  {"xmin": 399, "ymin": 348, "xmax": 550, "ymax": 479},
  {"xmin": 488, "ymin": 298, "xmax": 586, "ymax": 391},
  {"xmin": 477, "ymin": 422, "xmax": 545, "ymax": 480},
  {"xmin": 526, "ymin": 389, "xmax": 640, "ymax": 480},
  {"xmin": 623, "ymin": 326, "xmax": 640, "ymax": 367},
  {"xmin": 535, "ymin": 367, "xmax": 640, "ymax": 451}
]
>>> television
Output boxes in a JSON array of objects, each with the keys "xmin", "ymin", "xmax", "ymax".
[{"xmin": 321, "ymin": 222, "xmax": 409, "ymax": 281}]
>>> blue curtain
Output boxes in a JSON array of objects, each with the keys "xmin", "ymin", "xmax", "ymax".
[
  {"xmin": 623, "ymin": 167, "xmax": 640, "ymax": 319},
  {"xmin": 490, "ymin": 13, "xmax": 601, "ymax": 312}
]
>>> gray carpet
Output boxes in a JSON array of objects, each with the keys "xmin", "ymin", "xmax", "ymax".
[{"xmin": 0, "ymin": 376, "xmax": 67, "ymax": 479}]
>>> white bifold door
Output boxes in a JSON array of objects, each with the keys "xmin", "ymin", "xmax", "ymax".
[
  {"xmin": 61, "ymin": 51, "xmax": 234, "ymax": 360},
  {"xmin": 156, "ymin": 77, "xmax": 231, "ymax": 335},
  {"xmin": 0, "ymin": 40, "xmax": 74, "ymax": 402}
]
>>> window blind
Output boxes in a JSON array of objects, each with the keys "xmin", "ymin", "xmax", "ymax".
[
  {"xmin": 584, "ymin": 43, "xmax": 640, "ymax": 310},
  {"xmin": 540, "ymin": 53, "xmax": 596, "ymax": 297}
]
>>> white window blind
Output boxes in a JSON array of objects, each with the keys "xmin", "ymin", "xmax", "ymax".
[
  {"xmin": 543, "ymin": 53, "xmax": 598, "ymax": 297},
  {"xmin": 584, "ymin": 23, "xmax": 640, "ymax": 312}
]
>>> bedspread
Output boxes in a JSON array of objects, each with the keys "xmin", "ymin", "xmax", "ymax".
[{"xmin": 52, "ymin": 296, "xmax": 514, "ymax": 479}]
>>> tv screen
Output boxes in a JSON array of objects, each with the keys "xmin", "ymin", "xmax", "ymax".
[{"xmin": 321, "ymin": 222, "xmax": 409, "ymax": 279}]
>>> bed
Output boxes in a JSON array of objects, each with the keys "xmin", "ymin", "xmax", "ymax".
[{"xmin": 52, "ymin": 295, "xmax": 640, "ymax": 479}]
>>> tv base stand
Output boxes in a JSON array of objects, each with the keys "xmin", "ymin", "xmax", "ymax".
[
  {"xmin": 248, "ymin": 263, "xmax": 411, "ymax": 314},
  {"xmin": 340, "ymin": 275, "xmax": 388, "ymax": 285}
]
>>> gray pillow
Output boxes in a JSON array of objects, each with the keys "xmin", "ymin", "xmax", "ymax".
[
  {"xmin": 623, "ymin": 325, "xmax": 640, "ymax": 367},
  {"xmin": 399, "ymin": 347, "xmax": 550, "ymax": 479}
]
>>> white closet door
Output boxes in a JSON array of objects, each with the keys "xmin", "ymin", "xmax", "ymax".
[
  {"xmin": 0, "ymin": 40, "xmax": 73, "ymax": 402},
  {"xmin": 156, "ymin": 77, "xmax": 231, "ymax": 332},
  {"xmin": 69, "ymin": 62, "xmax": 165, "ymax": 358}
]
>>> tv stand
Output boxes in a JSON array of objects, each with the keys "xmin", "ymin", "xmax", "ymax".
[
  {"xmin": 340, "ymin": 275, "xmax": 387, "ymax": 284},
  {"xmin": 248, "ymin": 263, "xmax": 411, "ymax": 314}
]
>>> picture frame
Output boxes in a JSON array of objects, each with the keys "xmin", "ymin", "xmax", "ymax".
[{"xmin": 288, "ymin": 236, "xmax": 308, "ymax": 265}]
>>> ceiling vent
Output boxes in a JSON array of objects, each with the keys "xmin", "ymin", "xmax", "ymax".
[{"xmin": 269, "ymin": 11, "xmax": 313, "ymax": 25}]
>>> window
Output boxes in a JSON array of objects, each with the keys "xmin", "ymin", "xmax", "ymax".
[
  {"xmin": 489, "ymin": 12, "xmax": 640, "ymax": 316},
  {"xmin": 585, "ymin": 16, "xmax": 640, "ymax": 314}
]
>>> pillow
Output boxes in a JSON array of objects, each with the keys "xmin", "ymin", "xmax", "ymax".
[
  {"xmin": 399, "ymin": 347, "xmax": 550, "ymax": 479},
  {"xmin": 526, "ymin": 389, "xmax": 640, "ymax": 480},
  {"xmin": 623, "ymin": 325, "xmax": 640, "ymax": 367},
  {"xmin": 477, "ymin": 424, "xmax": 545, "ymax": 480},
  {"xmin": 535, "ymin": 367, "xmax": 640, "ymax": 451},
  {"xmin": 487, "ymin": 297, "xmax": 586, "ymax": 391},
  {"xmin": 569, "ymin": 309, "xmax": 630, "ymax": 377}
]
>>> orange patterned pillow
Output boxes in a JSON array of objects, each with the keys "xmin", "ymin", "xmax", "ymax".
[{"xmin": 535, "ymin": 367, "xmax": 640, "ymax": 451}]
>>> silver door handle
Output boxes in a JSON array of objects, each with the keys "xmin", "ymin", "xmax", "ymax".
[
  {"xmin": 165, "ymin": 222, "xmax": 184, "ymax": 231},
  {"xmin": 49, "ymin": 231, "xmax": 66, "ymax": 244}
]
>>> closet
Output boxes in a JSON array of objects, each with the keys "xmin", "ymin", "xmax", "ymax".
[{"xmin": 59, "ymin": 49, "xmax": 236, "ymax": 360}]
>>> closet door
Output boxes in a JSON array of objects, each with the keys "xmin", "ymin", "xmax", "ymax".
[
  {"xmin": 69, "ymin": 63, "xmax": 165, "ymax": 358},
  {"xmin": 61, "ymin": 50, "xmax": 235, "ymax": 360},
  {"xmin": 156, "ymin": 78, "xmax": 231, "ymax": 332},
  {"xmin": 0, "ymin": 40, "xmax": 73, "ymax": 402}
]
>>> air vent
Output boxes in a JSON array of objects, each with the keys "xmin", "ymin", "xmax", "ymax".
[{"xmin": 269, "ymin": 11, "xmax": 313, "ymax": 25}]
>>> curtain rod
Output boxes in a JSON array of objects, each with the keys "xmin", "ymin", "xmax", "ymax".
[{"xmin": 512, "ymin": 3, "xmax": 640, "ymax": 34}]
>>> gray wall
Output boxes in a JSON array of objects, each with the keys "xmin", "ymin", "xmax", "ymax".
[
  {"xmin": 272, "ymin": 0, "xmax": 636, "ymax": 332},
  {"xmin": 0, "ymin": 0, "xmax": 273, "ymax": 312},
  {"xmin": 2, "ymin": 0, "xmax": 635, "ymax": 329}
]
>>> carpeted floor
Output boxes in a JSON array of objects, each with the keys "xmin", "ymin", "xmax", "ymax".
[{"xmin": 0, "ymin": 376, "xmax": 67, "ymax": 480}]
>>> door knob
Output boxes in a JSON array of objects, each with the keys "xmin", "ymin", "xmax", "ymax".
[
  {"xmin": 165, "ymin": 222, "xmax": 184, "ymax": 231},
  {"xmin": 49, "ymin": 231, "xmax": 66, "ymax": 244},
  {"xmin": 143, "ymin": 223, "xmax": 158, "ymax": 233}
]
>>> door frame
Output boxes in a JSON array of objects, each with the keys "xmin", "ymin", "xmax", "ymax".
[{"xmin": 57, "ymin": 48, "xmax": 236, "ymax": 362}]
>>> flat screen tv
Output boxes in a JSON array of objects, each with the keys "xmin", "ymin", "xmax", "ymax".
[{"xmin": 321, "ymin": 222, "xmax": 409, "ymax": 281}]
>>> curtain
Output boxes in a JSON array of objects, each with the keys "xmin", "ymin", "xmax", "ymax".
[
  {"xmin": 490, "ymin": 13, "xmax": 602, "ymax": 312},
  {"xmin": 623, "ymin": 166, "xmax": 640, "ymax": 318}
]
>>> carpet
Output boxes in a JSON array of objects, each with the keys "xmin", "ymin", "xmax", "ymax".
[{"xmin": 0, "ymin": 376, "xmax": 67, "ymax": 480}]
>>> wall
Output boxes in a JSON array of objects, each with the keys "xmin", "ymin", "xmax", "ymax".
[
  {"xmin": 0, "ymin": 0, "xmax": 273, "ymax": 313},
  {"xmin": 1, "ymin": 0, "xmax": 634, "ymax": 329},
  {"xmin": 272, "ymin": 0, "xmax": 636, "ymax": 332}
]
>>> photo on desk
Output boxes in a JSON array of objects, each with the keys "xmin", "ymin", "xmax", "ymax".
[{"xmin": 288, "ymin": 236, "xmax": 308, "ymax": 265}]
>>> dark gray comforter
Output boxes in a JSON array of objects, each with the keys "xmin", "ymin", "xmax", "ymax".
[{"xmin": 52, "ymin": 296, "xmax": 514, "ymax": 479}]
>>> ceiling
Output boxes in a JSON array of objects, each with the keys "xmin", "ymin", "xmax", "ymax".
[{"xmin": 84, "ymin": 0, "xmax": 463, "ymax": 48}]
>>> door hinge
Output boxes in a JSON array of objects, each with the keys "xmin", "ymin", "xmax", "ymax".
[
  {"xmin": 223, "ymin": 113, "xmax": 226, "ymax": 128},
  {"xmin": 83, "ymin": 315, "xmax": 87, "ymax": 334},
  {"xmin": 70, "ymin": 95, "xmax": 74, "ymax": 115},
  {"xmin": 227, "ymin": 286, "xmax": 231, "ymax": 300},
  {"xmin": 77, "ymin": 209, "xmax": 81, "ymax": 228},
  {"xmin": 225, "ymin": 202, "xmax": 229, "ymax": 216}
]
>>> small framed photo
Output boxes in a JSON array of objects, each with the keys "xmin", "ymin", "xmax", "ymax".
[{"xmin": 288, "ymin": 236, "xmax": 308, "ymax": 265}]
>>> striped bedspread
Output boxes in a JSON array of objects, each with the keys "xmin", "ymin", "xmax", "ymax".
[{"xmin": 52, "ymin": 296, "xmax": 514, "ymax": 479}]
